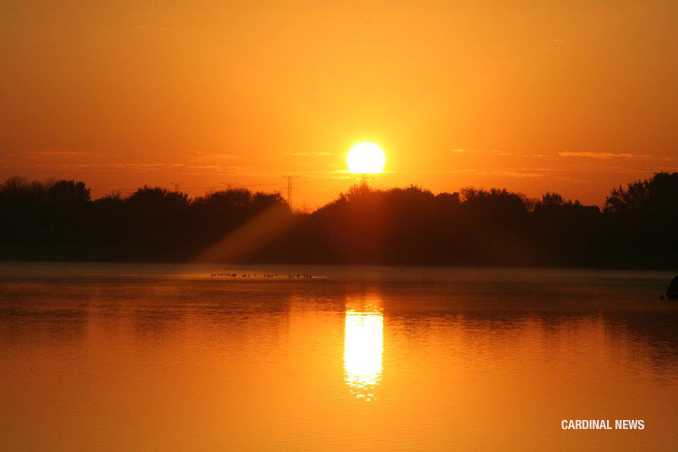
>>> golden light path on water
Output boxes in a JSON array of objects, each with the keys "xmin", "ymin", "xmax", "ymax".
[{"xmin": 343, "ymin": 296, "xmax": 383, "ymax": 402}]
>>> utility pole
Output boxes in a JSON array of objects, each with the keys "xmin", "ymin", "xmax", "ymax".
[{"xmin": 283, "ymin": 175, "xmax": 297, "ymax": 207}]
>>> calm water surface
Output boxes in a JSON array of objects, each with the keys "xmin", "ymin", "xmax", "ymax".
[{"xmin": 1, "ymin": 263, "xmax": 678, "ymax": 451}]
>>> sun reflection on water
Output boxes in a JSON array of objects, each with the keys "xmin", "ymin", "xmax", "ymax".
[{"xmin": 344, "ymin": 296, "xmax": 383, "ymax": 402}]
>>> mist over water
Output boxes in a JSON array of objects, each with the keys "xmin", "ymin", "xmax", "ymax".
[{"xmin": 1, "ymin": 263, "xmax": 677, "ymax": 451}]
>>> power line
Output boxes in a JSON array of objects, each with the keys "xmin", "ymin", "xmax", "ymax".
[
  {"xmin": 238, "ymin": 183, "xmax": 280, "ymax": 188},
  {"xmin": 89, "ymin": 188, "xmax": 137, "ymax": 191},
  {"xmin": 89, "ymin": 182, "xmax": 283, "ymax": 193}
]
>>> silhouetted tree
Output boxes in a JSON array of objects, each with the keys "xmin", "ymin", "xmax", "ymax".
[
  {"xmin": 190, "ymin": 189, "xmax": 290, "ymax": 259},
  {"xmin": 602, "ymin": 173, "xmax": 678, "ymax": 268},
  {"xmin": 604, "ymin": 172, "xmax": 678, "ymax": 214},
  {"xmin": 0, "ymin": 177, "xmax": 91, "ymax": 258},
  {"xmin": 0, "ymin": 174, "xmax": 676, "ymax": 268},
  {"xmin": 534, "ymin": 192, "xmax": 582, "ymax": 212}
]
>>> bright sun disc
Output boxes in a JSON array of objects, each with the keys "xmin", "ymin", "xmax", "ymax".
[{"xmin": 347, "ymin": 142, "xmax": 386, "ymax": 174}]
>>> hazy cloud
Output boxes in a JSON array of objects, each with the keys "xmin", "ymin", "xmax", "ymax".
[
  {"xmin": 450, "ymin": 148, "xmax": 487, "ymax": 154},
  {"xmin": 186, "ymin": 151, "xmax": 240, "ymax": 163},
  {"xmin": 398, "ymin": 167, "xmax": 553, "ymax": 176},
  {"xmin": 450, "ymin": 148, "xmax": 527, "ymax": 157},
  {"xmin": 472, "ymin": 169, "xmax": 545, "ymax": 179},
  {"xmin": 20, "ymin": 150, "xmax": 112, "ymax": 161},
  {"xmin": 558, "ymin": 151, "xmax": 643, "ymax": 160},
  {"xmin": 4, "ymin": 149, "xmax": 253, "ymax": 178},
  {"xmin": 278, "ymin": 152, "xmax": 331, "ymax": 157},
  {"xmin": 23, "ymin": 150, "xmax": 80, "ymax": 156}
]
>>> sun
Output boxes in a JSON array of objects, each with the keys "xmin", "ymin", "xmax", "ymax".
[{"xmin": 347, "ymin": 142, "xmax": 386, "ymax": 174}]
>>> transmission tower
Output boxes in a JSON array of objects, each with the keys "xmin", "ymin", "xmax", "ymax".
[
  {"xmin": 283, "ymin": 175, "xmax": 298, "ymax": 206},
  {"xmin": 360, "ymin": 173, "xmax": 369, "ymax": 188},
  {"xmin": 169, "ymin": 181, "xmax": 180, "ymax": 192},
  {"xmin": 354, "ymin": 174, "xmax": 374, "ymax": 190}
]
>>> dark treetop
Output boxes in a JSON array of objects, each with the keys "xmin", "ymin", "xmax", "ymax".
[{"xmin": 1, "ymin": 173, "xmax": 677, "ymax": 269}]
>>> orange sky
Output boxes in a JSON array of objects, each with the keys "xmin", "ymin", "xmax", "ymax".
[{"xmin": 1, "ymin": 0, "xmax": 677, "ymax": 208}]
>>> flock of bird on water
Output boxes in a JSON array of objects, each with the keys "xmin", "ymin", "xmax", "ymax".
[
  {"xmin": 206, "ymin": 271, "xmax": 678, "ymax": 299},
  {"xmin": 210, "ymin": 272, "xmax": 316, "ymax": 279}
]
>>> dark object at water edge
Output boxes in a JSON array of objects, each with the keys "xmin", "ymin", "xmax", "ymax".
[{"xmin": 666, "ymin": 275, "xmax": 678, "ymax": 300}]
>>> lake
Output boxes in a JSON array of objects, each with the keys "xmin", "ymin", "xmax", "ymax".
[{"xmin": 1, "ymin": 263, "xmax": 677, "ymax": 451}]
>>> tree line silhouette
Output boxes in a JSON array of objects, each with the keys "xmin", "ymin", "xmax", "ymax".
[{"xmin": 1, "ymin": 172, "xmax": 676, "ymax": 268}]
